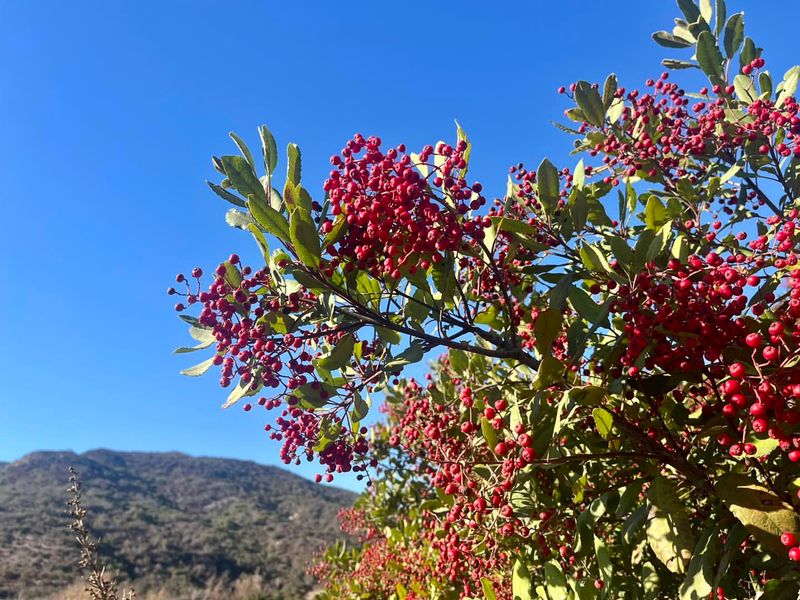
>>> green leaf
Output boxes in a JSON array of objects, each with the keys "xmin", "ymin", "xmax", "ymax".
[
  {"xmin": 602, "ymin": 74, "xmax": 618, "ymax": 109},
  {"xmin": 489, "ymin": 216, "xmax": 542, "ymax": 240},
  {"xmin": 608, "ymin": 236, "xmax": 634, "ymax": 270},
  {"xmin": 481, "ymin": 417, "xmax": 498, "ymax": 450},
  {"xmin": 647, "ymin": 223, "xmax": 673, "ymax": 262},
  {"xmin": 642, "ymin": 562, "xmax": 660, "ymax": 599},
  {"xmin": 174, "ymin": 335, "xmax": 215, "ymax": 354},
  {"xmin": 569, "ymin": 188, "xmax": 589, "ymax": 231},
  {"xmin": 586, "ymin": 194, "xmax": 613, "ymax": 227},
  {"xmin": 536, "ymin": 158, "xmax": 560, "ymax": 214},
  {"xmin": 449, "ymin": 349, "xmax": 469, "ymax": 374},
  {"xmin": 594, "ymin": 535, "xmax": 613, "ymax": 589},
  {"xmin": 229, "ymin": 131, "xmax": 255, "ymax": 169},
  {"xmin": 221, "ymin": 155, "xmax": 266, "ymax": 204},
  {"xmin": 481, "ymin": 578, "xmax": 497, "ymax": 600},
  {"xmin": 677, "ymin": 0, "xmax": 701, "ymax": 23},
  {"xmin": 714, "ymin": 0, "xmax": 726, "ymax": 36},
  {"xmin": 534, "ymin": 308, "xmax": 562, "ymax": 355},
  {"xmin": 759, "ymin": 71, "xmax": 773, "ymax": 99},
  {"xmin": 715, "ymin": 472, "xmax": 800, "ymax": 556},
  {"xmin": 633, "ymin": 229, "xmax": 656, "ymax": 271},
  {"xmin": 569, "ymin": 385, "xmax": 607, "ymax": 406},
  {"xmin": 720, "ymin": 160, "xmax": 743, "ymax": 183},
  {"xmin": 652, "ymin": 31, "xmax": 693, "ymax": 48},
  {"xmin": 222, "ymin": 379, "xmax": 258, "ymax": 409},
  {"xmin": 570, "ymin": 579, "xmax": 599, "ymax": 600},
  {"xmin": 386, "ymin": 341, "xmax": 425, "ymax": 370},
  {"xmin": 645, "ymin": 195, "xmax": 668, "ymax": 230},
  {"xmin": 351, "ymin": 391, "xmax": 371, "ymax": 423},
  {"xmin": 395, "ymin": 583, "xmax": 407, "ymax": 600},
  {"xmin": 744, "ymin": 434, "xmax": 779, "ymax": 458},
  {"xmin": 617, "ymin": 482, "xmax": 643, "ymax": 517},
  {"xmin": 568, "ymin": 287, "xmax": 604, "ymax": 323},
  {"xmin": 712, "ymin": 523, "xmax": 746, "ymax": 592},
  {"xmin": 475, "ymin": 305, "xmax": 505, "ymax": 330},
  {"xmin": 431, "ymin": 255, "xmax": 457, "ymax": 304},
  {"xmin": 580, "ymin": 243, "xmax": 611, "ymax": 274},
  {"xmin": 548, "ymin": 272, "xmax": 575, "ymax": 310},
  {"xmin": 699, "ymin": 0, "xmax": 712, "ymax": 22},
  {"xmin": 696, "ymin": 31, "xmax": 725, "ymax": 81},
  {"xmin": 574, "ymin": 81, "xmax": 605, "ymax": 127},
  {"xmin": 592, "ymin": 408, "xmax": 613, "ymax": 440},
  {"xmin": 455, "ymin": 120, "xmax": 472, "ymax": 175},
  {"xmin": 607, "ymin": 97, "xmax": 625, "ymax": 122},
  {"xmin": 512, "ymin": 560, "xmax": 533, "ymax": 600},
  {"xmin": 777, "ymin": 65, "xmax": 800, "ymax": 108},
  {"xmin": 259, "ymin": 124, "xmax": 278, "ymax": 174},
  {"xmin": 723, "ymin": 13, "xmax": 744, "ymax": 59},
  {"xmin": 536, "ymin": 354, "xmax": 563, "ymax": 388},
  {"xmin": 679, "ymin": 522, "xmax": 720, "ymax": 600},
  {"xmin": 321, "ymin": 216, "xmax": 348, "ymax": 250},
  {"xmin": 289, "ymin": 208, "xmax": 321, "ymax": 268},
  {"xmin": 572, "ymin": 159, "xmax": 586, "ymax": 189},
  {"xmin": 293, "ymin": 381, "xmax": 336, "ymax": 410},
  {"xmin": 286, "ymin": 143, "xmax": 302, "ymax": 186},
  {"xmin": 207, "ymin": 181, "xmax": 247, "ymax": 207},
  {"xmin": 739, "ymin": 37, "xmax": 758, "ymax": 71},
  {"xmin": 225, "ymin": 208, "xmax": 254, "ymax": 230},
  {"xmin": 317, "ymin": 333, "xmax": 355, "ymax": 371},
  {"xmin": 247, "ymin": 197, "xmax": 291, "ymax": 244},
  {"xmin": 222, "ymin": 260, "xmax": 242, "ymax": 289},
  {"xmin": 662, "ymin": 59, "xmax": 700, "ymax": 71},
  {"xmin": 646, "ymin": 475, "xmax": 695, "ymax": 574},
  {"xmin": 543, "ymin": 561, "xmax": 568, "ymax": 600},
  {"xmin": 283, "ymin": 182, "xmax": 313, "ymax": 215},
  {"xmin": 734, "ymin": 73, "xmax": 757, "ymax": 103},
  {"xmin": 180, "ymin": 356, "xmax": 215, "ymax": 377},
  {"xmin": 376, "ymin": 326, "xmax": 401, "ymax": 345},
  {"xmin": 623, "ymin": 505, "xmax": 648, "ymax": 545}
]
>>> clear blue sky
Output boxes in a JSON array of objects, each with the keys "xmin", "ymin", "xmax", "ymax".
[{"xmin": 0, "ymin": 1, "xmax": 796, "ymax": 490}]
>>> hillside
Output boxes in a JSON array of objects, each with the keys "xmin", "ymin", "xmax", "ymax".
[{"xmin": 0, "ymin": 450, "xmax": 355, "ymax": 599}]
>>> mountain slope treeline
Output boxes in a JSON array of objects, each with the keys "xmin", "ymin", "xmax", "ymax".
[{"xmin": 0, "ymin": 450, "xmax": 355, "ymax": 599}]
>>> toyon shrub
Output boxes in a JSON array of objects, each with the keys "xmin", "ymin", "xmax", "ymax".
[{"xmin": 173, "ymin": 0, "xmax": 800, "ymax": 597}]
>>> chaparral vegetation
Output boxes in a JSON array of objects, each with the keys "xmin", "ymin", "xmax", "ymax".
[{"xmin": 173, "ymin": 0, "xmax": 800, "ymax": 597}]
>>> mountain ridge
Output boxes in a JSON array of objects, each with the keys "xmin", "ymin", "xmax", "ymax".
[{"xmin": 0, "ymin": 449, "xmax": 355, "ymax": 599}]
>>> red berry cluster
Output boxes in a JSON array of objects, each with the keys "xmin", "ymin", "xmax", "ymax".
[
  {"xmin": 560, "ymin": 65, "xmax": 799, "ymax": 189},
  {"xmin": 322, "ymin": 134, "xmax": 490, "ymax": 279},
  {"xmin": 602, "ymin": 213, "xmax": 800, "ymax": 461},
  {"xmin": 782, "ymin": 531, "xmax": 800, "ymax": 562},
  {"xmin": 171, "ymin": 256, "xmax": 372, "ymax": 480},
  {"xmin": 381, "ymin": 365, "xmax": 544, "ymax": 596}
]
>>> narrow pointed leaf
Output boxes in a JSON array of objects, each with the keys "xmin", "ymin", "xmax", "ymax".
[
  {"xmin": 229, "ymin": 131, "xmax": 255, "ymax": 169},
  {"xmin": 723, "ymin": 13, "xmax": 744, "ymax": 58},
  {"xmin": 247, "ymin": 197, "xmax": 291, "ymax": 244},
  {"xmin": 696, "ymin": 31, "xmax": 725, "ymax": 80},
  {"xmin": 574, "ymin": 81, "xmax": 605, "ymax": 127}
]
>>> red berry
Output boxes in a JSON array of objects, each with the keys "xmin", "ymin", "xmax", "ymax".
[
  {"xmin": 745, "ymin": 332, "xmax": 763, "ymax": 348},
  {"xmin": 762, "ymin": 346, "xmax": 779, "ymax": 362},
  {"xmin": 729, "ymin": 363, "xmax": 746, "ymax": 378},
  {"xmin": 782, "ymin": 532, "xmax": 797, "ymax": 547}
]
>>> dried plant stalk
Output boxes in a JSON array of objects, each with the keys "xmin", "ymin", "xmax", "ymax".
[{"xmin": 66, "ymin": 467, "xmax": 135, "ymax": 600}]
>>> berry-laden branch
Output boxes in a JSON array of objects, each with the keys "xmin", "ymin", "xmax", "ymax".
[{"xmin": 174, "ymin": 1, "xmax": 800, "ymax": 597}]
